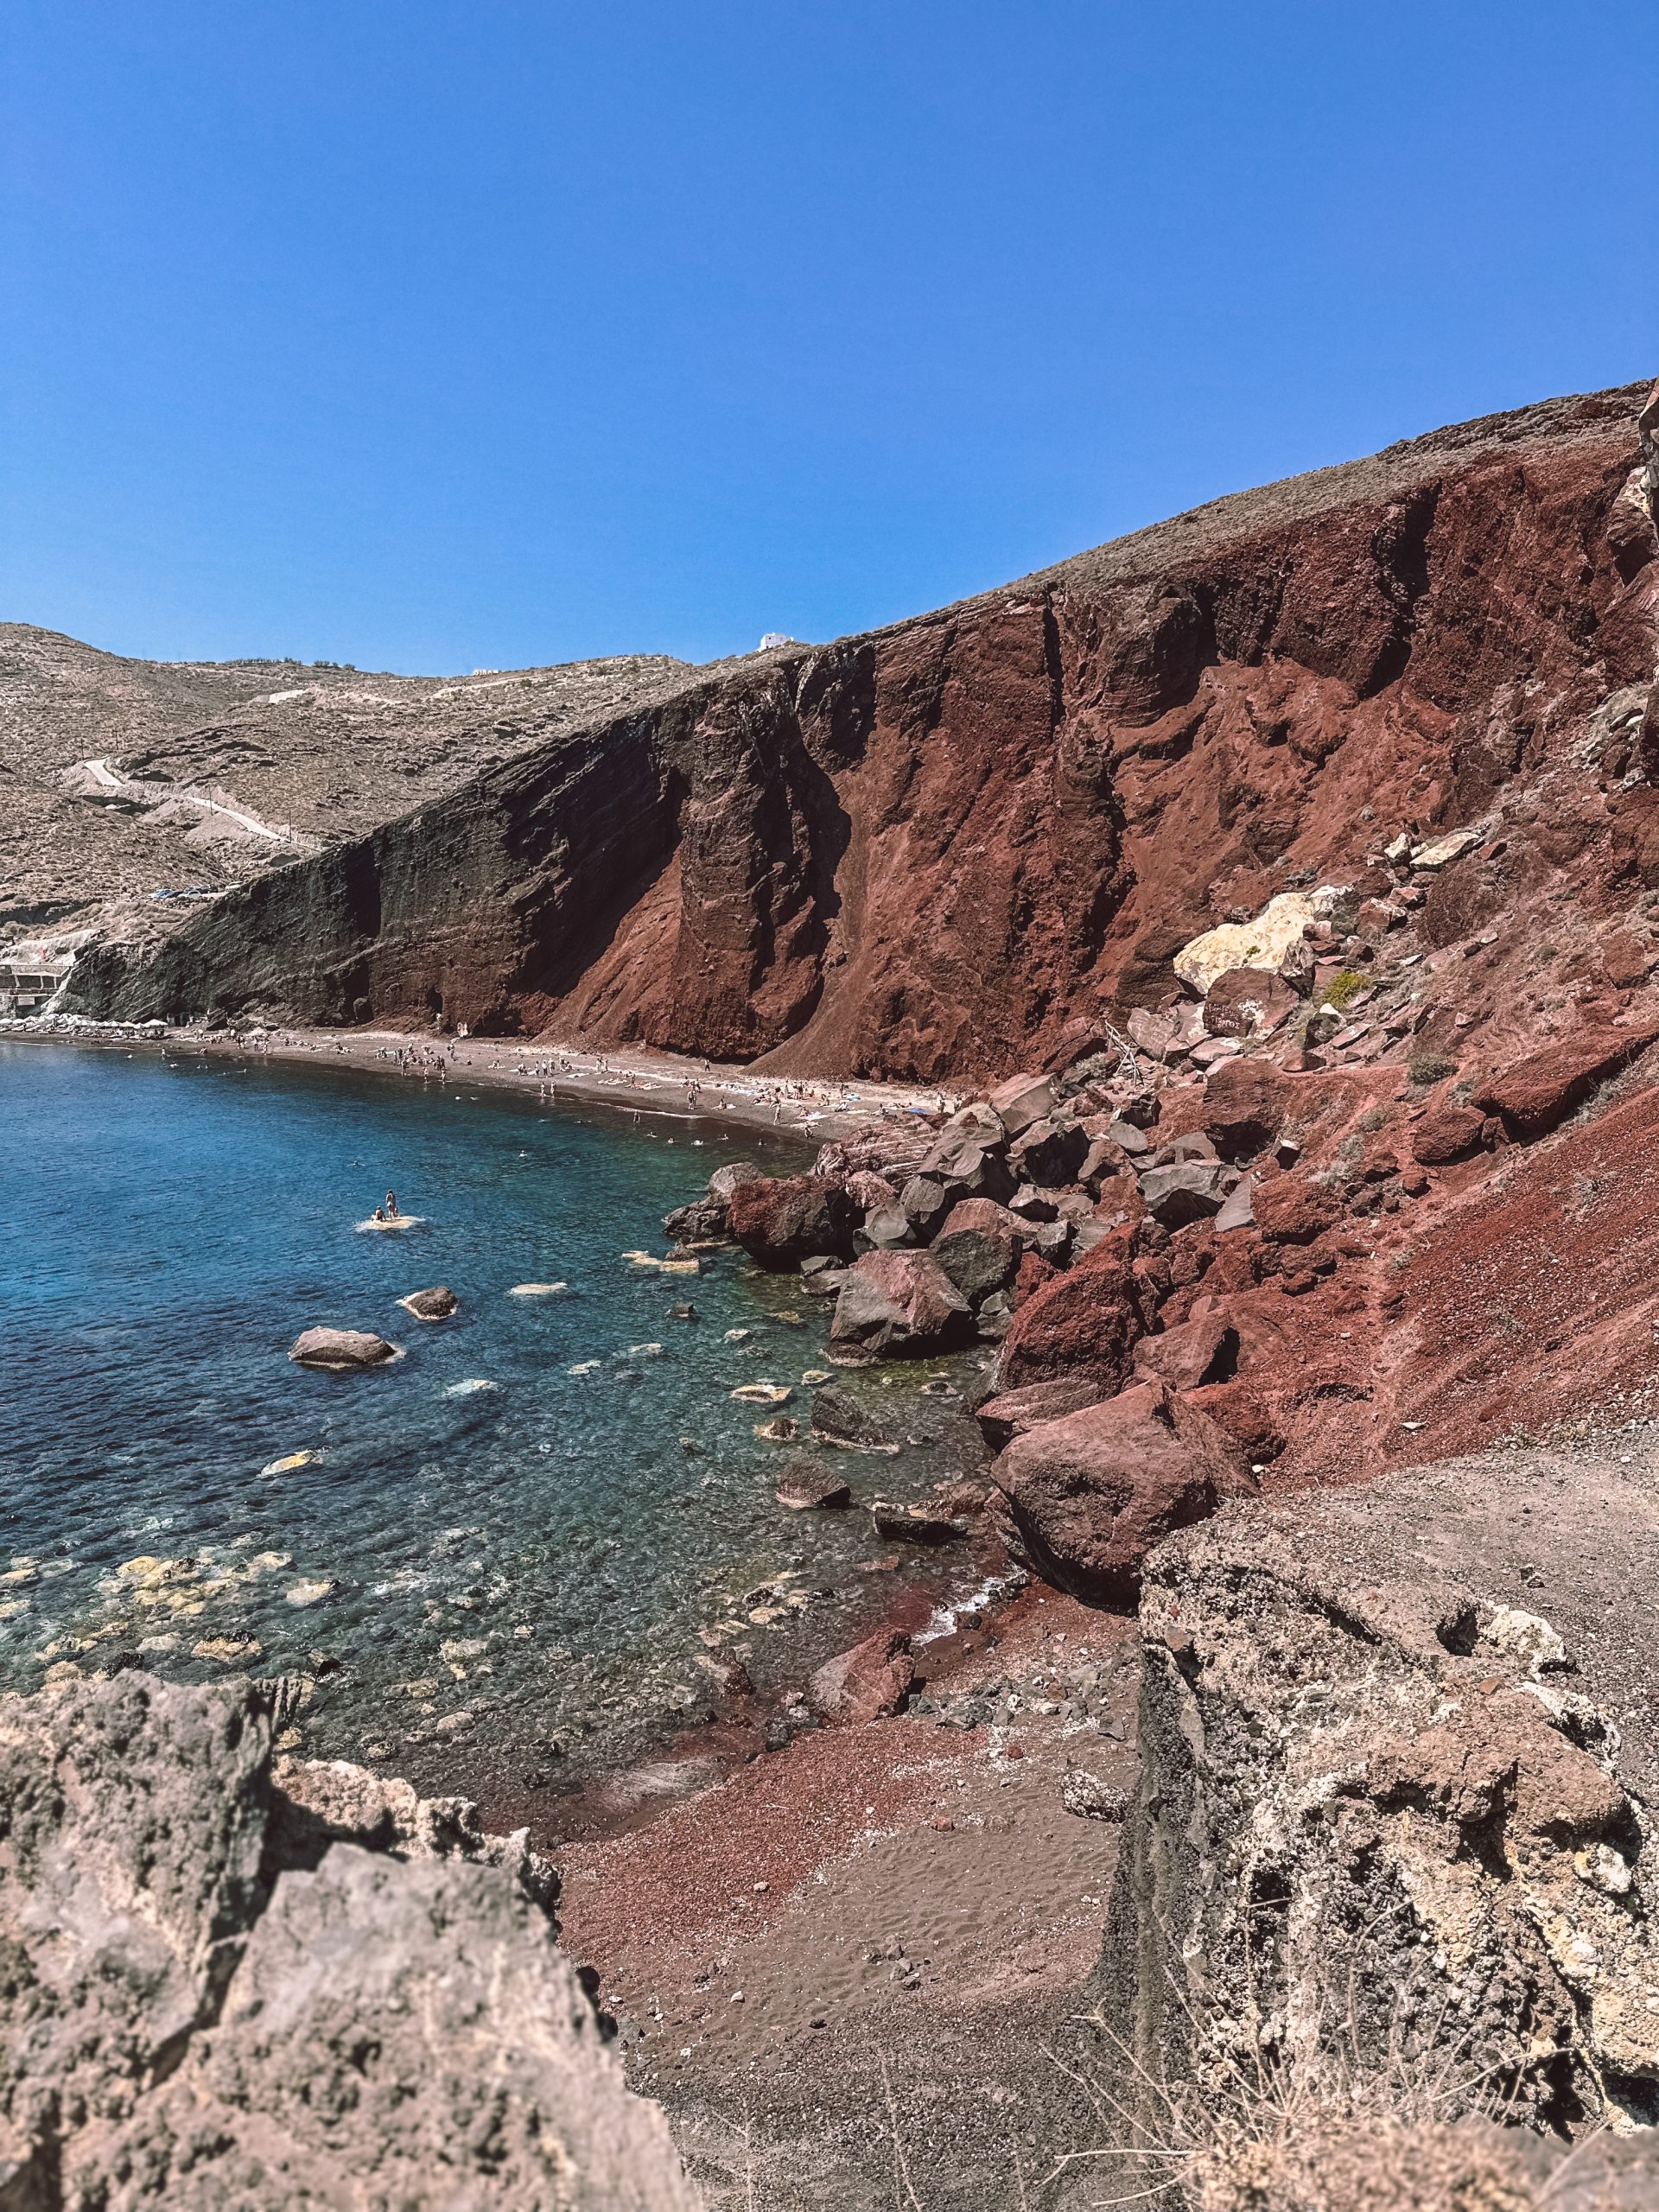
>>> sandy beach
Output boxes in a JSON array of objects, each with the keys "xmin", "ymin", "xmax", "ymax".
[{"xmin": 3, "ymin": 1017, "xmax": 963, "ymax": 1145}]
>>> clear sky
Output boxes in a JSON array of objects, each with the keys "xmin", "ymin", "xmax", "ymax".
[{"xmin": 3, "ymin": 1, "xmax": 1653, "ymax": 673}]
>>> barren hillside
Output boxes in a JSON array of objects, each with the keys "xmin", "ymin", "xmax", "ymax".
[{"xmin": 0, "ymin": 627, "xmax": 699, "ymax": 944}]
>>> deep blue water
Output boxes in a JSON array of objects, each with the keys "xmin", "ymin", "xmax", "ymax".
[{"xmin": 0, "ymin": 1045, "xmax": 988, "ymax": 1792}]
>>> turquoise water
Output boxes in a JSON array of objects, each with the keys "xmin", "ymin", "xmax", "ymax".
[{"xmin": 0, "ymin": 1045, "xmax": 989, "ymax": 1796}]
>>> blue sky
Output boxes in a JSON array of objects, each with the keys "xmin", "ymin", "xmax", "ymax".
[{"xmin": 3, "ymin": 1, "xmax": 1653, "ymax": 672}]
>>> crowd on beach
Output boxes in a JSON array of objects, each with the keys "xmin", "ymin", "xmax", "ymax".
[{"xmin": 46, "ymin": 1013, "xmax": 960, "ymax": 1131}]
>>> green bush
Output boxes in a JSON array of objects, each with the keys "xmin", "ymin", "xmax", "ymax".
[{"xmin": 1408, "ymin": 1050, "xmax": 1458, "ymax": 1087}]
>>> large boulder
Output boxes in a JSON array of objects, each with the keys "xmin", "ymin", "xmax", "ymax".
[
  {"xmin": 0, "ymin": 1673, "xmax": 696, "ymax": 2209},
  {"xmin": 996, "ymin": 1228, "xmax": 1147, "ymax": 1392},
  {"xmin": 1252, "ymin": 1174, "xmax": 1342, "ymax": 1244},
  {"xmin": 1201, "ymin": 965, "xmax": 1300, "ymax": 1039},
  {"xmin": 1410, "ymin": 1103, "xmax": 1487, "ymax": 1165},
  {"xmin": 398, "ymin": 1286, "xmax": 458, "ymax": 1321},
  {"xmin": 1472, "ymin": 1024, "xmax": 1659, "ymax": 1140},
  {"xmin": 808, "ymin": 1626, "xmax": 915, "ymax": 1721},
  {"xmin": 1008, "ymin": 1116, "xmax": 1090, "ymax": 1188},
  {"xmin": 931, "ymin": 1200, "xmax": 1023, "ymax": 1305},
  {"xmin": 830, "ymin": 1250, "xmax": 973, "ymax": 1357},
  {"xmin": 917, "ymin": 1128, "xmax": 1014, "ymax": 1204},
  {"xmin": 992, "ymin": 1380, "xmax": 1254, "ymax": 1603},
  {"xmin": 1196, "ymin": 1058, "xmax": 1290, "ymax": 1159},
  {"xmin": 289, "ymin": 1327, "xmax": 398, "ymax": 1370},
  {"xmin": 898, "ymin": 1174, "xmax": 951, "ymax": 1236},
  {"xmin": 727, "ymin": 1173, "xmax": 855, "ymax": 1268},
  {"xmin": 1099, "ymin": 1460, "xmax": 1659, "ymax": 2138},
  {"xmin": 1137, "ymin": 1160, "xmax": 1232, "ymax": 1229},
  {"xmin": 1173, "ymin": 893, "xmax": 1316, "ymax": 998},
  {"xmin": 1132, "ymin": 1310, "xmax": 1240, "ymax": 1391},
  {"xmin": 988, "ymin": 1071, "xmax": 1057, "ymax": 1137}
]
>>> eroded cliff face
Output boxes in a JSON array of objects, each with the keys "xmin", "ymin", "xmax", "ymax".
[{"xmin": 68, "ymin": 381, "xmax": 1658, "ymax": 1080}]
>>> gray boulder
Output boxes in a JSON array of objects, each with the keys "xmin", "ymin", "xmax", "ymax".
[
  {"xmin": 289, "ymin": 1326, "xmax": 398, "ymax": 1370},
  {"xmin": 830, "ymin": 1250, "xmax": 973, "ymax": 1358},
  {"xmin": 1008, "ymin": 1116, "xmax": 1090, "ymax": 1188},
  {"xmin": 1136, "ymin": 1161, "xmax": 1232, "ymax": 1229}
]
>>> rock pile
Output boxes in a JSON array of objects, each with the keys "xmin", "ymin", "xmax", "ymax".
[{"xmin": 669, "ymin": 804, "xmax": 1659, "ymax": 1604}]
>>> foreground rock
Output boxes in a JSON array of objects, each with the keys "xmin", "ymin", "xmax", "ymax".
[
  {"xmin": 0, "ymin": 1672, "xmax": 698, "ymax": 2209},
  {"xmin": 995, "ymin": 1230, "xmax": 1146, "ymax": 1392},
  {"xmin": 1097, "ymin": 1453, "xmax": 1659, "ymax": 2141},
  {"xmin": 288, "ymin": 1325, "xmax": 398, "ymax": 1370},
  {"xmin": 992, "ymin": 1380, "xmax": 1254, "ymax": 1602}
]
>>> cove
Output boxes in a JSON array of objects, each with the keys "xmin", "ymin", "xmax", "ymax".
[{"xmin": 0, "ymin": 1043, "xmax": 991, "ymax": 1799}]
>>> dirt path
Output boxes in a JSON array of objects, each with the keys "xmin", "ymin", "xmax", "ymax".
[{"xmin": 556, "ymin": 1589, "xmax": 1141, "ymax": 2211}]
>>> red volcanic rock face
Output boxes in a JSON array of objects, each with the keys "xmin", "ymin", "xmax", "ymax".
[
  {"xmin": 991, "ymin": 1380, "xmax": 1255, "ymax": 1604},
  {"xmin": 996, "ymin": 1228, "xmax": 1147, "ymax": 1391},
  {"xmin": 77, "ymin": 382, "xmax": 1656, "ymax": 1091},
  {"xmin": 727, "ymin": 1174, "xmax": 855, "ymax": 1268}
]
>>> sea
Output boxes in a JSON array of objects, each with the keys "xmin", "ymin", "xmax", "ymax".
[{"xmin": 0, "ymin": 1042, "xmax": 992, "ymax": 1802}]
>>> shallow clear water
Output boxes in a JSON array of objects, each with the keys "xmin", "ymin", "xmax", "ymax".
[{"xmin": 0, "ymin": 1045, "xmax": 989, "ymax": 1794}]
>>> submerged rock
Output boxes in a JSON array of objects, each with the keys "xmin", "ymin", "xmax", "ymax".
[
  {"xmin": 775, "ymin": 1460, "xmax": 853, "ymax": 1511},
  {"xmin": 810, "ymin": 1382, "xmax": 896, "ymax": 1448}
]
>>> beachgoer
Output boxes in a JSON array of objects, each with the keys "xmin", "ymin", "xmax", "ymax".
[
  {"xmin": 385, "ymin": 1190, "xmax": 399, "ymax": 1218},
  {"xmin": 373, "ymin": 1205, "xmax": 386, "ymax": 1223}
]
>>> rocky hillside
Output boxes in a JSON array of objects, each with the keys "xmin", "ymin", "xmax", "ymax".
[
  {"xmin": 60, "ymin": 378, "xmax": 1659, "ymax": 1086},
  {"xmin": 0, "ymin": 624, "xmax": 694, "ymax": 945}
]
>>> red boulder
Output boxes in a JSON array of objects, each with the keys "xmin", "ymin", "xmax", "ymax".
[
  {"xmin": 1410, "ymin": 1103, "xmax": 1486, "ymax": 1166},
  {"xmin": 1197, "ymin": 1058, "xmax": 1290, "ymax": 1160},
  {"xmin": 728, "ymin": 1174, "xmax": 855, "ymax": 1268},
  {"xmin": 996, "ymin": 1227, "xmax": 1147, "ymax": 1391},
  {"xmin": 1472, "ymin": 1026, "xmax": 1659, "ymax": 1141},
  {"xmin": 1252, "ymin": 1175, "xmax": 1342, "ymax": 1245},
  {"xmin": 809, "ymin": 1625, "xmax": 915, "ymax": 1721},
  {"xmin": 992, "ymin": 1380, "xmax": 1255, "ymax": 1603}
]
